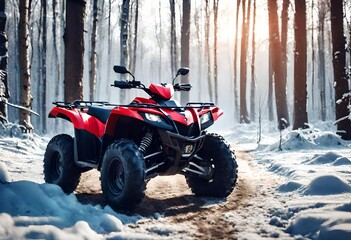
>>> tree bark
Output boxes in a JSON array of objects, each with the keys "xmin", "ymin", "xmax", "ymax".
[
  {"xmin": 239, "ymin": 0, "xmax": 251, "ymax": 123},
  {"xmin": 169, "ymin": 0, "xmax": 177, "ymax": 76},
  {"xmin": 330, "ymin": 0, "xmax": 351, "ymax": 140},
  {"xmin": 64, "ymin": 0, "xmax": 85, "ymax": 103},
  {"xmin": 293, "ymin": 0, "xmax": 308, "ymax": 130},
  {"xmin": 250, "ymin": 0, "xmax": 256, "ymax": 121},
  {"xmin": 233, "ymin": 0, "xmax": 241, "ymax": 121},
  {"xmin": 131, "ymin": 0, "xmax": 139, "ymax": 74},
  {"xmin": 120, "ymin": 0, "xmax": 130, "ymax": 103},
  {"xmin": 180, "ymin": 0, "xmax": 190, "ymax": 105},
  {"xmin": 213, "ymin": 0, "xmax": 219, "ymax": 103},
  {"xmin": 318, "ymin": 2, "xmax": 326, "ymax": 121},
  {"xmin": 18, "ymin": 0, "xmax": 33, "ymax": 131},
  {"xmin": 267, "ymin": 0, "xmax": 290, "ymax": 130},
  {"xmin": 89, "ymin": 0, "xmax": 98, "ymax": 101},
  {"xmin": 0, "ymin": 0, "xmax": 9, "ymax": 123},
  {"xmin": 40, "ymin": 0, "xmax": 47, "ymax": 132},
  {"xmin": 205, "ymin": 0, "xmax": 212, "ymax": 102},
  {"xmin": 281, "ymin": 0, "xmax": 289, "ymax": 100}
]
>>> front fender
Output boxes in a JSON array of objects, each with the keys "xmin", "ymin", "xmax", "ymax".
[{"xmin": 49, "ymin": 107, "xmax": 105, "ymax": 138}]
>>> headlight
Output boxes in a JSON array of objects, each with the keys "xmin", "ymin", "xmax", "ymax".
[
  {"xmin": 200, "ymin": 112, "xmax": 211, "ymax": 124},
  {"xmin": 139, "ymin": 112, "xmax": 174, "ymax": 131},
  {"xmin": 145, "ymin": 113, "xmax": 163, "ymax": 123}
]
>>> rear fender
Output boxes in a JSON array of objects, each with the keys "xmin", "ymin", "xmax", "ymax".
[{"xmin": 48, "ymin": 106, "xmax": 105, "ymax": 138}]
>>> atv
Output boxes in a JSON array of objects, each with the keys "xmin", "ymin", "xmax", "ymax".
[{"xmin": 43, "ymin": 66, "xmax": 238, "ymax": 211}]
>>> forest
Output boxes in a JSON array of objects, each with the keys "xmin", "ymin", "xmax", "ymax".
[{"xmin": 0, "ymin": 0, "xmax": 350, "ymax": 138}]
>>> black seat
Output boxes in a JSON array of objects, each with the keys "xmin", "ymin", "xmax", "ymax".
[{"xmin": 87, "ymin": 106, "xmax": 115, "ymax": 124}]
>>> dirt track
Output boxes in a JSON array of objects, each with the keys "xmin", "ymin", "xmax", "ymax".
[{"xmin": 75, "ymin": 149, "xmax": 285, "ymax": 239}]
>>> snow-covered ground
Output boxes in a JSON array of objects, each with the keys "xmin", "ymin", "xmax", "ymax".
[{"xmin": 1, "ymin": 121, "xmax": 351, "ymax": 239}]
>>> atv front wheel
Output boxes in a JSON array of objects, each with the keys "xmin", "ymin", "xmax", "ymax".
[
  {"xmin": 43, "ymin": 134, "xmax": 81, "ymax": 194},
  {"xmin": 101, "ymin": 139, "xmax": 146, "ymax": 211},
  {"xmin": 185, "ymin": 133, "xmax": 238, "ymax": 198}
]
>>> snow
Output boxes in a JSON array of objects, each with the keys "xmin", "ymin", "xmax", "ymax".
[{"xmin": 1, "ymin": 121, "xmax": 351, "ymax": 239}]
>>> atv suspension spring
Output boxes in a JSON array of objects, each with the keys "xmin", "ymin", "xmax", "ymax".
[{"xmin": 139, "ymin": 131, "xmax": 153, "ymax": 155}]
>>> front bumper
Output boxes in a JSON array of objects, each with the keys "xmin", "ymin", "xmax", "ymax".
[{"xmin": 158, "ymin": 130, "xmax": 205, "ymax": 175}]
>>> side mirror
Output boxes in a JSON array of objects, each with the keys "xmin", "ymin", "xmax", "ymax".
[
  {"xmin": 113, "ymin": 65, "xmax": 129, "ymax": 74},
  {"xmin": 113, "ymin": 65, "xmax": 135, "ymax": 81},
  {"xmin": 172, "ymin": 67, "xmax": 190, "ymax": 85},
  {"xmin": 177, "ymin": 67, "xmax": 189, "ymax": 76}
]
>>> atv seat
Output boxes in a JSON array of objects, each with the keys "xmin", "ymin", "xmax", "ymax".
[{"xmin": 87, "ymin": 105, "xmax": 115, "ymax": 124}]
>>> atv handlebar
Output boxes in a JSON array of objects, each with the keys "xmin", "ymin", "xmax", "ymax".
[
  {"xmin": 112, "ymin": 80, "xmax": 141, "ymax": 89},
  {"xmin": 173, "ymin": 83, "xmax": 192, "ymax": 91},
  {"xmin": 113, "ymin": 80, "xmax": 191, "ymax": 92}
]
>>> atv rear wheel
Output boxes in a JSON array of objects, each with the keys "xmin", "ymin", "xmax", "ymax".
[
  {"xmin": 185, "ymin": 133, "xmax": 238, "ymax": 198},
  {"xmin": 43, "ymin": 134, "xmax": 81, "ymax": 194},
  {"xmin": 101, "ymin": 139, "xmax": 146, "ymax": 211}
]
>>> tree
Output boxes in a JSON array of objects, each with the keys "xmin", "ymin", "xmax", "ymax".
[
  {"xmin": 293, "ymin": 0, "xmax": 308, "ymax": 129},
  {"xmin": 239, "ymin": 0, "xmax": 251, "ymax": 123},
  {"xmin": 180, "ymin": 0, "xmax": 190, "ymax": 105},
  {"xmin": 267, "ymin": 0, "xmax": 290, "ymax": 130},
  {"xmin": 18, "ymin": 0, "xmax": 33, "ymax": 131},
  {"xmin": 330, "ymin": 0, "xmax": 351, "ymax": 140},
  {"xmin": 233, "ymin": 0, "xmax": 241, "ymax": 121},
  {"xmin": 281, "ymin": 0, "xmax": 289, "ymax": 101},
  {"xmin": 120, "ymin": 0, "xmax": 130, "ymax": 103},
  {"xmin": 250, "ymin": 0, "xmax": 256, "ymax": 121},
  {"xmin": 213, "ymin": 0, "xmax": 219, "ymax": 103},
  {"xmin": 89, "ymin": 0, "xmax": 98, "ymax": 101},
  {"xmin": 131, "ymin": 0, "xmax": 139, "ymax": 74},
  {"xmin": 40, "ymin": 0, "xmax": 47, "ymax": 132},
  {"xmin": 169, "ymin": 0, "xmax": 177, "ymax": 76},
  {"xmin": 205, "ymin": 0, "xmax": 213, "ymax": 102},
  {"xmin": 0, "ymin": 0, "xmax": 10, "ymax": 123},
  {"xmin": 64, "ymin": 0, "xmax": 85, "ymax": 103},
  {"xmin": 318, "ymin": 1, "xmax": 327, "ymax": 121}
]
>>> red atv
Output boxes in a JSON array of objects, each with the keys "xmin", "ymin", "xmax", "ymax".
[{"xmin": 43, "ymin": 66, "xmax": 238, "ymax": 211}]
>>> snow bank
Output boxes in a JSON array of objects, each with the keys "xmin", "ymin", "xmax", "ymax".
[
  {"xmin": 266, "ymin": 128, "xmax": 348, "ymax": 151},
  {"xmin": 287, "ymin": 207, "xmax": 351, "ymax": 239},
  {"xmin": 302, "ymin": 175, "xmax": 351, "ymax": 195},
  {"xmin": 249, "ymin": 122, "xmax": 351, "ymax": 239},
  {"xmin": 0, "ymin": 168, "xmax": 147, "ymax": 239}
]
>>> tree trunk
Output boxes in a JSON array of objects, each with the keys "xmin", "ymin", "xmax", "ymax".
[
  {"xmin": 89, "ymin": 0, "xmax": 98, "ymax": 101},
  {"xmin": 310, "ymin": 0, "xmax": 315, "ymax": 114},
  {"xmin": 194, "ymin": 2, "xmax": 202, "ymax": 100},
  {"xmin": 267, "ymin": 0, "xmax": 290, "ymax": 130},
  {"xmin": 18, "ymin": 0, "xmax": 33, "ymax": 131},
  {"xmin": 169, "ymin": 0, "xmax": 177, "ymax": 76},
  {"xmin": 0, "ymin": 0, "xmax": 10, "ymax": 123},
  {"xmin": 40, "ymin": 0, "xmax": 47, "ymax": 132},
  {"xmin": 268, "ymin": 47, "xmax": 274, "ymax": 121},
  {"xmin": 131, "ymin": 0, "xmax": 138, "ymax": 74},
  {"xmin": 318, "ymin": 2, "xmax": 326, "ymax": 121},
  {"xmin": 205, "ymin": 0, "xmax": 212, "ymax": 102},
  {"xmin": 293, "ymin": 0, "xmax": 308, "ymax": 130},
  {"xmin": 120, "ymin": 0, "xmax": 130, "ymax": 103},
  {"xmin": 239, "ymin": 0, "xmax": 251, "ymax": 123},
  {"xmin": 180, "ymin": 0, "xmax": 190, "ymax": 105},
  {"xmin": 64, "ymin": 0, "xmax": 85, "ymax": 103},
  {"xmin": 330, "ymin": 0, "xmax": 351, "ymax": 140},
  {"xmin": 281, "ymin": 0, "xmax": 289, "ymax": 101},
  {"xmin": 250, "ymin": 0, "xmax": 256, "ymax": 121},
  {"xmin": 233, "ymin": 0, "xmax": 241, "ymax": 121},
  {"xmin": 105, "ymin": 0, "xmax": 112, "ymax": 98},
  {"xmin": 213, "ymin": 0, "xmax": 219, "ymax": 103}
]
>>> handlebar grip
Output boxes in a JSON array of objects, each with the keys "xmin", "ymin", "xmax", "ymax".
[
  {"xmin": 174, "ymin": 83, "xmax": 192, "ymax": 91},
  {"xmin": 113, "ymin": 80, "xmax": 133, "ymax": 89}
]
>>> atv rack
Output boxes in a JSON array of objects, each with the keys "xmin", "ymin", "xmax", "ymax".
[
  {"xmin": 53, "ymin": 101, "xmax": 109, "ymax": 109},
  {"xmin": 53, "ymin": 101, "xmax": 216, "ymax": 110}
]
